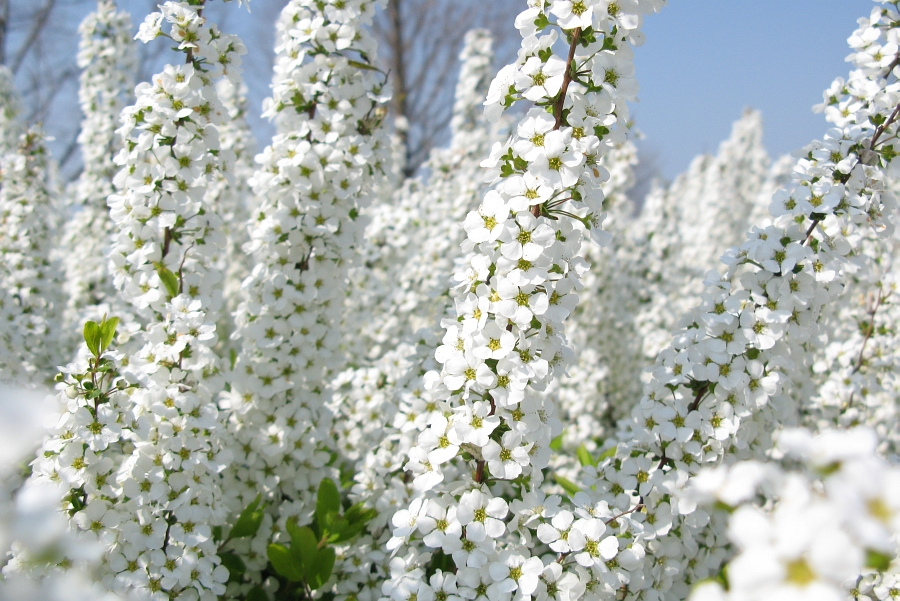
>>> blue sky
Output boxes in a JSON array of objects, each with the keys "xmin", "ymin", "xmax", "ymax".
[
  {"xmin": 10, "ymin": 0, "xmax": 880, "ymax": 182},
  {"xmin": 631, "ymin": 0, "xmax": 876, "ymax": 181}
]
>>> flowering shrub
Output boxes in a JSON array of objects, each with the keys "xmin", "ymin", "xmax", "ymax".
[{"xmin": 1, "ymin": 1, "xmax": 900, "ymax": 601}]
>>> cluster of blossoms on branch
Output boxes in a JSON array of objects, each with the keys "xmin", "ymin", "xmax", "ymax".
[
  {"xmin": 568, "ymin": 2, "xmax": 900, "ymax": 597},
  {"xmin": 687, "ymin": 427, "xmax": 900, "ymax": 601},
  {"xmin": 17, "ymin": 2, "xmax": 248, "ymax": 600},
  {"xmin": 0, "ymin": 128, "xmax": 64, "ymax": 385},
  {"xmin": 382, "ymin": 2, "xmax": 667, "ymax": 601},
  {"xmin": 322, "ymin": 28, "xmax": 511, "ymax": 601},
  {"xmin": 218, "ymin": 0, "xmax": 392, "ymax": 596},
  {"xmin": 345, "ymin": 28, "xmax": 502, "ymax": 362}
]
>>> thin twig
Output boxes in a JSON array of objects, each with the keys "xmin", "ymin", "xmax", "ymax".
[
  {"xmin": 852, "ymin": 288, "xmax": 890, "ymax": 374},
  {"xmin": 605, "ymin": 503, "xmax": 643, "ymax": 525},
  {"xmin": 531, "ymin": 27, "xmax": 581, "ymax": 218}
]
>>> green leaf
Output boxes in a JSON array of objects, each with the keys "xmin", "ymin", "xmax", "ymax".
[
  {"xmin": 578, "ymin": 27, "xmax": 597, "ymax": 47},
  {"xmin": 99, "ymin": 316, "xmax": 119, "ymax": 353},
  {"xmin": 245, "ymin": 587, "xmax": 268, "ymax": 601},
  {"xmin": 340, "ymin": 462, "xmax": 357, "ymax": 489},
  {"xmin": 593, "ymin": 125, "xmax": 610, "ymax": 139},
  {"xmin": 549, "ymin": 432, "xmax": 564, "ymax": 451},
  {"xmin": 344, "ymin": 502, "xmax": 377, "ymax": 525},
  {"xmin": 598, "ymin": 446, "xmax": 616, "ymax": 462},
  {"xmin": 533, "ymin": 12, "xmax": 550, "ymax": 30},
  {"xmin": 157, "ymin": 267, "xmax": 179, "ymax": 298},
  {"xmin": 347, "ymin": 59, "xmax": 381, "ymax": 73},
  {"xmin": 267, "ymin": 544, "xmax": 303, "ymax": 582},
  {"xmin": 315, "ymin": 478, "xmax": 341, "ymax": 531},
  {"xmin": 866, "ymin": 549, "xmax": 892, "ymax": 572},
  {"xmin": 287, "ymin": 524, "xmax": 318, "ymax": 577},
  {"xmin": 746, "ymin": 348, "xmax": 760, "ymax": 360},
  {"xmin": 331, "ymin": 521, "xmax": 368, "ymax": 544},
  {"xmin": 324, "ymin": 512, "xmax": 350, "ymax": 540},
  {"xmin": 576, "ymin": 445, "xmax": 596, "ymax": 467},
  {"xmin": 554, "ymin": 474, "xmax": 581, "ymax": 496},
  {"xmin": 230, "ymin": 494, "xmax": 265, "ymax": 539},
  {"xmin": 308, "ymin": 546, "xmax": 335, "ymax": 589},
  {"xmin": 219, "ymin": 551, "xmax": 246, "ymax": 583},
  {"xmin": 83, "ymin": 321, "xmax": 101, "ymax": 357}
]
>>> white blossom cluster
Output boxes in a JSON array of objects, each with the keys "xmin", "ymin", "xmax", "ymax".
[
  {"xmin": 673, "ymin": 110, "xmax": 771, "ymax": 277},
  {"xmin": 548, "ymin": 137, "xmax": 641, "ymax": 452},
  {"xmin": 0, "ymin": 129, "xmax": 65, "ymax": 384},
  {"xmin": 0, "ymin": 66, "xmax": 21, "ymax": 152},
  {"xmin": 630, "ymin": 111, "xmax": 778, "ymax": 361},
  {"xmin": 60, "ymin": 0, "xmax": 137, "ymax": 340},
  {"xmin": 346, "ymin": 28, "xmax": 502, "ymax": 362},
  {"xmin": 382, "ymin": 2, "xmax": 667, "ymax": 601},
  {"xmin": 19, "ymin": 3, "xmax": 248, "ymax": 600},
  {"xmin": 451, "ymin": 29, "xmax": 498, "ymax": 143},
  {"xmin": 324, "ymin": 31, "xmax": 508, "ymax": 599},
  {"xmin": 0, "ymin": 384, "xmax": 122, "ymax": 601},
  {"xmin": 687, "ymin": 427, "xmax": 900, "ymax": 601},
  {"xmin": 326, "ymin": 337, "xmax": 437, "ymax": 601},
  {"xmin": 565, "ymin": 3, "xmax": 900, "ymax": 597},
  {"xmin": 206, "ymin": 77, "xmax": 256, "ymax": 355},
  {"xmin": 219, "ymin": 0, "xmax": 391, "ymax": 593},
  {"xmin": 803, "ymin": 229, "xmax": 900, "ymax": 456}
]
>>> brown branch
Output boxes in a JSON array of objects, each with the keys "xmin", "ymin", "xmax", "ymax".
[
  {"xmin": 604, "ymin": 503, "xmax": 643, "ymax": 525},
  {"xmin": 553, "ymin": 28, "xmax": 581, "ymax": 130},
  {"xmin": 474, "ymin": 394, "xmax": 498, "ymax": 483},
  {"xmin": 687, "ymin": 383, "xmax": 709, "ymax": 413},
  {"xmin": 531, "ymin": 27, "xmax": 581, "ymax": 218},
  {"xmin": 870, "ymin": 101, "xmax": 900, "ymax": 150},
  {"xmin": 852, "ymin": 288, "xmax": 889, "ymax": 374},
  {"xmin": 176, "ymin": 241, "xmax": 196, "ymax": 295},
  {"xmin": 10, "ymin": 0, "xmax": 55, "ymax": 75},
  {"xmin": 474, "ymin": 460, "xmax": 485, "ymax": 483}
]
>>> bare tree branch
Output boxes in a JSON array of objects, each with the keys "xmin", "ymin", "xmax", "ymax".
[
  {"xmin": 10, "ymin": 0, "xmax": 56, "ymax": 75},
  {"xmin": 0, "ymin": 0, "xmax": 9, "ymax": 65}
]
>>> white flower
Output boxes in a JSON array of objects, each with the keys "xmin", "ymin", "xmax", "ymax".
[
  {"xmin": 482, "ymin": 431, "xmax": 532, "ymax": 480},
  {"xmin": 530, "ymin": 130, "xmax": 584, "ymax": 188},
  {"xmin": 457, "ymin": 489, "xmax": 508, "ymax": 542},
  {"xmin": 537, "ymin": 510, "xmax": 584, "ymax": 553},
  {"xmin": 488, "ymin": 551, "xmax": 544, "ymax": 596},
  {"xmin": 518, "ymin": 56, "xmax": 566, "ymax": 102}
]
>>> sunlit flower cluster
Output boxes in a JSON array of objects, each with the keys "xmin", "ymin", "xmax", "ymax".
[
  {"xmin": 219, "ymin": 0, "xmax": 392, "ymax": 593},
  {"xmin": 0, "ymin": 129, "xmax": 65, "ymax": 384},
  {"xmin": 20, "ymin": 3, "xmax": 248, "ymax": 599},
  {"xmin": 382, "ymin": 2, "xmax": 667, "ymax": 600},
  {"xmin": 688, "ymin": 427, "xmax": 900, "ymax": 601}
]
